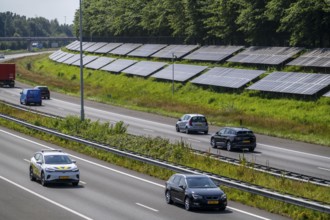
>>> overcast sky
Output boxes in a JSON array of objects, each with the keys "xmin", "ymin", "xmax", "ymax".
[{"xmin": 0, "ymin": 0, "xmax": 79, "ymax": 24}]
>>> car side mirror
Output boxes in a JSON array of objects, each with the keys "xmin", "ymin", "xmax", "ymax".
[
  {"xmin": 20, "ymin": 92, "xmax": 22, "ymax": 94},
  {"xmin": 179, "ymin": 184, "xmax": 185, "ymax": 189},
  {"xmin": 72, "ymin": 160, "xmax": 76, "ymax": 163},
  {"xmin": 178, "ymin": 118, "xmax": 182, "ymax": 121}
]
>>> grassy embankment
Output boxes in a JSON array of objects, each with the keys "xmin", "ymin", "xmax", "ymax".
[
  {"xmin": 14, "ymin": 54, "xmax": 330, "ymax": 146},
  {"xmin": 0, "ymin": 102, "xmax": 329, "ymax": 220}
]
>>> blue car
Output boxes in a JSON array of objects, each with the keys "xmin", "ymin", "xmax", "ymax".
[{"xmin": 20, "ymin": 88, "xmax": 42, "ymax": 106}]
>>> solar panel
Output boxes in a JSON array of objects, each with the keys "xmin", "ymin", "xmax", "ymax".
[
  {"xmin": 81, "ymin": 42, "xmax": 96, "ymax": 51},
  {"xmin": 110, "ymin": 43, "xmax": 142, "ymax": 55},
  {"xmin": 65, "ymin": 41, "xmax": 79, "ymax": 50},
  {"xmin": 151, "ymin": 44, "xmax": 199, "ymax": 59},
  {"xmin": 69, "ymin": 42, "xmax": 89, "ymax": 51},
  {"xmin": 85, "ymin": 57, "xmax": 116, "ymax": 70},
  {"xmin": 191, "ymin": 67, "xmax": 265, "ymax": 89},
  {"xmin": 85, "ymin": 42, "xmax": 108, "ymax": 52},
  {"xmin": 63, "ymin": 54, "xmax": 83, "ymax": 65},
  {"xmin": 56, "ymin": 53, "xmax": 75, "ymax": 63},
  {"xmin": 71, "ymin": 55, "xmax": 99, "ymax": 66},
  {"xmin": 100, "ymin": 59, "xmax": 137, "ymax": 73},
  {"xmin": 93, "ymin": 43, "xmax": 123, "ymax": 54},
  {"xmin": 287, "ymin": 48, "xmax": 330, "ymax": 67},
  {"xmin": 324, "ymin": 91, "xmax": 330, "ymax": 97},
  {"xmin": 122, "ymin": 61, "xmax": 167, "ymax": 77},
  {"xmin": 151, "ymin": 64, "xmax": 208, "ymax": 82},
  {"xmin": 127, "ymin": 44, "xmax": 167, "ymax": 57},
  {"xmin": 183, "ymin": 45, "xmax": 244, "ymax": 62},
  {"xmin": 49, "ymin": 50, "xmax": 64, "ymax": 60},
  {"xmin": 228, "ymin": 46, "xmax": 303, "ymax": 65},
  {"xmin": 248, "ymin": 72, "xmax": 330, "ymax": 95}
]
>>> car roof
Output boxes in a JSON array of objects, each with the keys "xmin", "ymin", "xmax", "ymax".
[
  {"xmin": 185, "ymin": 114, "xmax": 206, "ymax": 117},
  {"xmin": 175, "ymin": 173, "xmax": 209, "ymax": 178},
  {"xmin": 222, "ymin": 127, "xmax": 252, "ymax": 131},
  {"xmin": 37, "ymin": 149, "xmax": 67, "ymax": 156},
  {"xmin": 35, "ymin": 86, "xmax": 48, "ymax": 89}
]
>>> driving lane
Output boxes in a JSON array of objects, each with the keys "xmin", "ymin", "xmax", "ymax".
[
  {"xmin": 0, "ymin": 127, "xmax": 289, "ymax": 220},
  {"xmin": 0, "ymin": 84, "xmax": 330, "ymax": 181}
]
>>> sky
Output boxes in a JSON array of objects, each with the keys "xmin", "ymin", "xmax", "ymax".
[{"xmin": 0, "ymin": 0, "xmax": 79, "ymax": 25}]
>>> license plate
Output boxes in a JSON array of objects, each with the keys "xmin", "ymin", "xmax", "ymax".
[
  {"xmin": 207, "ymin": 200, "xmax": 219, "ymax": 205},
  {"xmin": 59, "ymin": 176, "xmax": 69, "ymax": 179},
  {"xmin": 243, "ymin": 140, "xmax": 250, "ymax": 143}
]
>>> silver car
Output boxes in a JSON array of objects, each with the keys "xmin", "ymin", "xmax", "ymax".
[
  {"xmin": 176, "ymin": 114, "xmax": 208, "ymax": 134},
  {"xmin": 29, "ymin": 149, "xmax": 80, "ymax": 186}
]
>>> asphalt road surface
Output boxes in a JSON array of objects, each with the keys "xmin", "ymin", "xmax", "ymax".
[{"xmin": 0, "ymin": 127, "xmax": 290, "ymax": 220}]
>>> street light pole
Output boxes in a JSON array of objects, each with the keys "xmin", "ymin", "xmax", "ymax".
[{"xmin": 79, "ymin": 0, "xmax": 85, "ymax": 121}]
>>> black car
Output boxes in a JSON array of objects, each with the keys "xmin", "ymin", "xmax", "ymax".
[
  {"xmin": 165, "ymin": 174, "xmax": 227, "ymax": 211},
  {"xmin": 34, "ymin": 86, "xmax": 50, "ymax": 99},
  {"xmin": 210, "ymin": 127, "xmax": 256, "ymax": 152}
]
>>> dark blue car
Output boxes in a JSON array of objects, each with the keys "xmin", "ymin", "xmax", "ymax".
[{"xmin": 20, "ymin": 88, "xmax": 42, "ymax": 106}]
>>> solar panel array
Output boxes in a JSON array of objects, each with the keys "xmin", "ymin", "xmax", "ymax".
[
  {"xmin": 93, "ymin": 43, "xmax": 123, "ymax": 54},
  {"xmin": 122, "ymin": 61, "xmax": 167, "ymax": 77},
  {"xmin": 152, "ymin": 44, "xmax": 199, "ymax": 59},
  {"xmin": 191, "ymin": 67, "xmax": 265, "ymax": 88},
  {"xmin": 100, "ymin": 59, "xmax": 137, "ymax": 73},
  {"xmin": 183, "ymin": 45, "xmax": 244, "ymax": 62},
  {"xmin": 49, "ymin": 50, "xmax": 64, "ymax": 60},
  {"xmin": 151, "ymin": 64, "xmax": 208, "ymax": 82},
  {"xmin": 71, "ymin": 55, "xmax": 99, "ymax": 66},
  {"xmin": 287, "ymin": 48, "xmax": 330, "ymax": 67},
  {"xmin": 110, "ymin": 43, "xmax": 142, "ymax": 55},
  {"xmin": 69, "ymin": 42, "xmax": 89, "ymax": 51},
  {"xmin": 227, "ymin": 46, "xmax": 302, "ymax": 65},
  {"xmin": 85, "ymin": 57, "xmax": 116, "ymax": 70},
  {"xmin": 84, "ymin": 42, "xmax": 108, "ymax": 53},
  {"xmin": 248, "ymin": 72, "xmax": 330, "ymax": 95},
  {"xmin": 128, "ymin": 44, "xmax": 167, "ymax": 57}
]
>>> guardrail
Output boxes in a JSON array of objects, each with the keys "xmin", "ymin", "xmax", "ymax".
[{"xmin": 0, "ymin": 113, "xmax": 329, "ymax": 214}]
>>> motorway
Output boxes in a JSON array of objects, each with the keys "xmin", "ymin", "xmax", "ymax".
[
  {"xmin": 0, "ymin": 83, "xmax": 329, "ymax": 181},
  {"xmin": 0, "ymin": 127, "xmax": 289, "ymax": 220}
]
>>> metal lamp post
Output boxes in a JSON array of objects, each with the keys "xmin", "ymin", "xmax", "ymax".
[{"xmin": 79, "ymin": 0, "xmax": 85, "ymax": 121}]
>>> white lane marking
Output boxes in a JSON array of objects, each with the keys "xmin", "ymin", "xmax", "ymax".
[
  {"xmin": 143, "ymin": 129, "xmax": 154, "ymax": 132},
  {"xmin": 136, "ymin": 203, "xmax": 159, "ymax": 212},
  {"xmin": 318, "ymin": 167, "xmax": 330, "ymax": 172},
  {"xmin": 188, "ymin": 138, "xmax": 201, "ymax": 143},
  {"xmin": 1, "ymin": 129, "xmax": 272, "ymax": 220},
  {"xmin": 228, "ymin": 206, "xmax": 271, "ymax": 220},
  {"xmin": 0, "ymin": 175, "xmax": 93, "ymax": 220},
  {"xmin": 258, "ymin": 143, "xmax": 330, "ymax": 160},
  {"xmin": 24, "ymin": 159, "xmax": 29, "ymax": 163}
]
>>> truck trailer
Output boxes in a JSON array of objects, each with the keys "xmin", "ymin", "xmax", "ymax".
[{"xmin": 0, "ymin": 63, "xmax": 15, "ymax": 87}]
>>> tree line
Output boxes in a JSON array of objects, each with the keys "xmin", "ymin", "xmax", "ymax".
[
  {"xmin": 0, "ymin": 12, "xmax": 73, "ymax": 50},
  {"xmin": 73, "ymin": 0, "xmax": 330, "ymax": 47}
]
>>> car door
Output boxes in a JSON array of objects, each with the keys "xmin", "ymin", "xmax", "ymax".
[
  {"xmin": 171, "ymin": 176, "xmax": 185, "ymax": 203},
  {"xmin": 178, "ymin": 115, "xmax": 188, "ymax": 130},
  {"xmin": 33, "ymin": 153, "xmax": 43, "ymax": 178},
  {"xmin": 216, "ymin": 128, "xmax": 227, "ymax": 147}
]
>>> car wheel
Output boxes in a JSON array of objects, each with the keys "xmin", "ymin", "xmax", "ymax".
[
  {"xmin": 219, "ymin": 206, "xmax": 226, "ymax": 211},
  {"xmin": 72, "ymin": 181, "xmax": 79, "ymax": 186},
  {"xmin": 29, "ymin": 167, "xmax": 36, "ymax": 181},
  {"xmin": 226, "ymin": 141, "xmax": 232, "ymax": 151},
  {"xmin": 204, "ymin": 130, "xmax": 208, "ymax": 135},
  {"xmin": 211, "ymin": 138, "xmax": 217, "ymax": 148},
  {"xmin": 165, "ymin": 190, "xmax": 173, "ymax": 204},
  {"xmin": 185, "ymin": 128, "xmax": 190, "ymax": 134},
  {"xmin": 176, "ymin": 125, "xmax": 180, "ymax": 132},
  {"xmin": 40, "ymin": 172, "xmax": 47, "ymax": 186},
  {"xmin": 249, "ymin": 147, "xmax": 255, "ymax": 152},
  {"xmin": 184, "ymin": 197, "xmax": 191, "ymax": 211}
]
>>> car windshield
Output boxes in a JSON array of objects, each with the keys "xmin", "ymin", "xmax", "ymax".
[
  {"xmin": 186, "ymin": 177, "xmax": 217, "ymax": 188},
  {"xmin": 44, "ymin": 155, "xmax": 72, "ymax": 164}
]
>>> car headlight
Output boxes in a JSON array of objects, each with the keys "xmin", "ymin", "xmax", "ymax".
[
  {"xmin": 220, "ymin": 194, "xmax": 227, "ymax": 200},
  {"xmin": 45, "ymin": 168, "xmax": 55, "ymax": 172},
  {"xmin": 192, "ymin": 194, "xmax": 203, "ymax": 199},
  {"xmin": 72, "ymin": 168, "xmax": 79, "ymax": 172}
]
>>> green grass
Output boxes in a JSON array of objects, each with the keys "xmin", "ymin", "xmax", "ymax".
[
  {"xmin": 14, "ymin": 54, "xmax": 330, "ymax": 146},
  {"xmin": 0, "ymin": 102, "xmax": 329, "ymax": 220}
]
